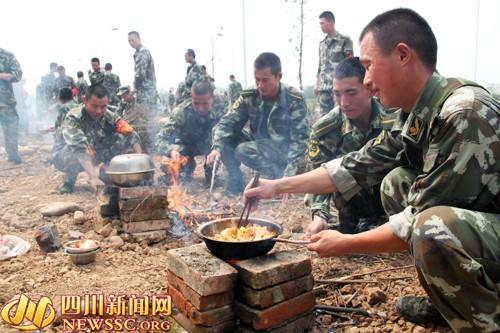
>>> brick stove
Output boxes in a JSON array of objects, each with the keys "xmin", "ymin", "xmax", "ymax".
[
  {"xmin": 166, "ymin": 244, "xmax": 315, "ymax": 332},
  {"xmin": 95, "ymin": 184, "xmax": 171, "ymax": 241}
]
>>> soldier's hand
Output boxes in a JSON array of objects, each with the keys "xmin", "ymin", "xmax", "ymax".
[
  {"xmin": 206, "ymin": 150, "xmax": 221, "ymax": 166},
  {"xmin": 86, "ymin": 145, "xmax": 96, "ymax": 159},
  {"xmin": 306, "ymin": 216, "xmax": 329, "ymax": 238},
  {"xmin": 307, "ymin": 230, "xmax": 353, "ymax": 257},
  {"xmin": 170, "ymin": 150, "xmax": 182, "ymax": 162},
  {"xmin": 90, "ymin": 177, "xmax": 104, "ymax": 192},
  {"xmin": 243, "ymin": 177, "xmax": 276, "ymax": 207}
]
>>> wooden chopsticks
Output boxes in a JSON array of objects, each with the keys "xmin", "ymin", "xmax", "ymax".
[{"xmin": 237, "ymin": 173, "xmax": 260, "ymax": 228}]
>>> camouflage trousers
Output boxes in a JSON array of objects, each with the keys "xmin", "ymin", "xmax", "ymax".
[
  {"xmin": 50, "ymin": 135, "xmax": 135, "ymax": 186},
  {"xmin": 381, "ymin": 167, "xmax": 500, "ymax": 332},
  {"xmin": 136, "ymin": 87, "xmax": 158, "ymax": 107},
  {"xmin": 123, "ymin": 103, "xmax": 158, "ymax": 153},
  {"xmin": 317, "ymin": 90, "xmax": 335, "ymax": 117},
  {"xmin": 0, "ymin": 106, "xmax": 20, "ymax": 160}
]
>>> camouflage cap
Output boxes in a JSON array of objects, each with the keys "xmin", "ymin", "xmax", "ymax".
[{"xmin": 117, "ymin": 85, "xmax": 131, "ymax": 97}]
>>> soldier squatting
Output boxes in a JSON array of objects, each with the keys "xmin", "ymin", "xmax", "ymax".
[{"xmin": 1, "ymin": 7, "xmax": 499, "ymax": 333}]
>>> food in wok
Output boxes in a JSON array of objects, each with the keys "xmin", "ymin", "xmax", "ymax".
[{"xmin": 213, "ymin": 225, "xmax": 276, "ymax": 242}]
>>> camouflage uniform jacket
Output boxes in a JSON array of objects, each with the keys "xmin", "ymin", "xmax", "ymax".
[
  {"xmin": 116, "ymin": 99, "xmax": 135, "ymax": 117},
  {"xmin": 76, "ymin": 78, "xmax": 88, "ymax": 103},
  {"xmin": 53, "ymin": 100, "xmax": 79, "ymax": 148},
  {"xmin": 316, "ymin": 32, "xmax": 353, "ymax": 91},
  {"xmin": 228, "ymin": 80, "xmax": 243, "ymax": 104},
  {"xmin": 185, "ymin": 62, "xmax": 203, "ymax": 90},
  {"xmin": 213, "ymin": 84, "xmax": 310, "ymax": 176},
  {"xmin": 133, "ymin": 46, "xmax": 157, "ymax": 93},
  {"xmin": 60, "ymin": 105, "xmax": 140, "ymax": 163},
  {"xmin": 89, "ymin": 70, "xmax": 105, "ymax": 86},
  {"xmin": 324, "ymin": 73, "xmax": 500, "ymax": 242},
  {"xmin": 0, "ymin": 48, "xmax": 23, "ymax": 107},
  {"xmin": 41, "ymin": 72, "xmax": 57, "ymax": 102},
  {"xmin": 54, "ymin": 75, "xmax": 76, "ymax": 94},
  {"xmin": 157, "ymin": 97, "xmax": 227, "ymax": 155},
  {"xmin": 308, "ymin": 98, "xmax": 392, "ymax": 218},
  {"xmin": 103, "ymin": 72, "xmax": 121, "ymax": 96}
]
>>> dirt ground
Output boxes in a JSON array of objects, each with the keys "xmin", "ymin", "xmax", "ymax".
[{"xmin": 0, "ymin": 135, "xmax": 452, "ymax": 333}]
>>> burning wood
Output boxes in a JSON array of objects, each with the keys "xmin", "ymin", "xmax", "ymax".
[{"xmin": 163, "ymin": 156, "xmax": 193, "ymax": 219}]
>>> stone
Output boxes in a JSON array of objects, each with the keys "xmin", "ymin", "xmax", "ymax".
[
  {"xmin": 131, "ymin": 230, "xmax": 167, "ymax": 244},
  {"xmin": 236, "ymin": 274, "xmax": 314, "ymax": 309},
  {"xmin": 119, "ymin": 206, "xmax": 168, "ymax": 222},
  {"xmin": 236, "ymin": 311, "xmax": 314, "ymax": 333},
  {"xmin": 166, "ymin": 244, "xmax": 237, "ymax": 296},
  {"xmin": 118, "ymin": 185, "xmax": 168, "ymax": 199},
  {"xmin": 68, "ymin": 230, "xmax": 83, "ymax": 240},
  {"xmin": 84, "ymin": 230, "xmax": 103, "ymax": 241},
  {"xmin": 173, "ymin": 312, "xmax": 236, "ymax": 333},
  {"xmin": 108, "ymin": 236, "xmax": 124, "ymax": 248},
  {"xmin": 73, "ymin": 211, "xmax": 85, "ymax": 225},
  {"xmin": 98, "ymin": 223, "xmax": 114, "ymax": 237},
  {"xmin": 234, "ymin": 251, "xmax": 312, "ymax": 290},
  {"xmin": 40, "ymin": 202, "xmax": 83, "ymax": 217},
  {"xmin": 166, "ymin": 270, "xmax": 234, "ymax": 311},
  {"xmin": 167, "ymin": 283, "xmax": 234, "ymax": 326},
  {"xmin": 234, "ymin": 291, "xmax": 315, "ymax": 330},
  {"xmin": 122, "ymin": 219, "xmax": 172, "ymax": 233},
  {"xmin": 366, "ymin": 287, "xmax": 387, "ymax": 306}
]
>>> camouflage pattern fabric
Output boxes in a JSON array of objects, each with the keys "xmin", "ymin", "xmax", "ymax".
[
  {"xmin": 88, "ymin": 70, "xmax": 105, "ymax": 86},
  {"xmin": 176, "ymin": 62, "xmax": 203, "ymax": 105},
  {"xmin": 122, "ymin": 102, "xmax": 157, "ymax": 153},
  {"xmin": 213, "ymin": 84, "xmax": 310, "ymax": 183},
  {"xmin": 116, "ymin": 99, "xmax": 134, "ymax": 117},
  {"xmin": 316, "ymin": 32, "xmax": 353, "ymax": 115},
  {"xmin": 54, "ymin": 75, "xmax": 76, "ymax": 96},
  {"xmin": 228, "ymin": 80, "xmax": 243, "ymax": 104},
  {"xmin": 133, "ymin": 46, "xmax": 158, "ymax": 106},
  {"xmin": 324, "ymin": 73, "xmax": 500, "ymax": 332},
  {"xmin": 307, "ymin": 99, "xmax": 393, "ymax": 230},
  {"xmin": 103, "ymin": 72, "xmax": 121, "ymax": 105},
  {"xmin": 156, "ymin": 97, "xmax": 227, "ymax": 178},
  {"xmin": 0, "ymin": 48, "xmax": 22, "ymax": 160},
  {"xmin": 40, "ymin": 72, "xmax": 57, "ymax": 108},
  {"xmin": 52, "ymin": 100, "xmax": 79, "ymax": 150},
  {"xmin": 76, "ymin": 78, "xmax": 88, "ymax": 103}
]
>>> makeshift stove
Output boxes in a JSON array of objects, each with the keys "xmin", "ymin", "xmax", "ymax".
[
  {"xmin": 95, "ymin": 183, "xmax": 172, "ymax": 242},
  {"xmin": 165, "ymin": 244, "xmax": 315, "ymax": 333}
]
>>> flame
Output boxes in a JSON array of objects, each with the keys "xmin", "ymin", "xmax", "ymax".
[{"xmin": 164, "ymin": 156, "xmax": 193, "ymax": 219}]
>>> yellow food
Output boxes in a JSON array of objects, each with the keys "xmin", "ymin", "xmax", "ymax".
[{"xmin": 214, "ymin": 225, "xmax": 275, "ymax": 242}]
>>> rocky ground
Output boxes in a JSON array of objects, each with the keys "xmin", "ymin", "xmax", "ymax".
[{"xmin": 0, "ymin": 135, "xmax": 452, "ymax": 333}]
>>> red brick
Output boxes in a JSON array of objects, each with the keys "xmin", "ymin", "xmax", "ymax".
[
  {"xmin": 123, "ymin": 219, "xmax": 172, "ymax": 233},
  {"xmin": 236, "ymin": 311, "xmax": 314, "ymax": 333},
  {"xmin": 167, "ymin": 284, "xmax": 234, "ymax": 326},
  {"xmin": 234, "ymin": 291, "xmax": 315, "ymax": 330},
  {"xmin": 166, "ymin": 244, "xmax": 237, "ymax": 296},
  {"xmin": 236, "ymin": 274, "xmax": 313, "ymax": 309},
  {"xmin": 234, "ymin": 251, "xmax": 312, "ymax": 289},
  {"xmin": 173, "ymin": 312, "xmax": 236, "ymax": 333},
  {"xmin": 118, "ymin": 185, "xmax": 168, "ymax": 199},
  {"xmin": 166, "ymin": 270, "xmax": 234, "ymax": 311}
]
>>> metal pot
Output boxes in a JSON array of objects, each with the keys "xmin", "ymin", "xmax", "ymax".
[
  {"xmin": 105, "ymin": 154, "xmax": 155, "ymax": 187},
  {"xmin": 196, "ymin": 217, "xmax": 283, "ymax": 260}
]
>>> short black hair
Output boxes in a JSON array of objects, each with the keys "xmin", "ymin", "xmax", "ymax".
[
  {"xmin": 104, "ymin": 63, "xmax": 112, "ymax": 70},
  {"xmin": 360, "ymin": 8, "xmax": 437, "ymax": 70},
  {"xmin": 319, "ymin": 11, "xmax": 335, "ymax": 22},
  {"xmin": 50, "ymin": 62, "xmax": 58, "ymax": 70},
  {"xmin": 334, "ymin": 57, "xmax": 365, "ymax": 83},
  {"xmin": 128, "ymin": 31, "xmax": 140, "ymax": 39},
  {"xmin": 57, "ymin": 65, "xmax": 65, "ymax": 71},
  {"xmin": 86, "ymin": 85, "xmax": 109, "ymax": 99},
  {"xmin": 186, "ymin": 49, "xmax": 196, "ymax": 58},
  {"xmin": 254, "ymin": 52, "xmax": 281, "ymax": 75},
  {"xmin": 229, "ymin": 74, "xmax": 235, "ymax": 79},
  {"xmin": 192, "ymin": 80, "xmax": 214, "ymax": 97},
  {"xmin": 91, "ymin": 57, "xmax": 100, "ymax": 64},
  {"xmin": 77, "ymin": 71, "xmax": 84, "ymax": 78},
  {"xmin": 59, "ymin": 87, "xmax": 73, "ymax": 102}
]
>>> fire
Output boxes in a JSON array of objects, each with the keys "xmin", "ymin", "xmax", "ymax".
[{"xmin": 164, "ymin": 156, "xmax": 193, "ymax": 219}]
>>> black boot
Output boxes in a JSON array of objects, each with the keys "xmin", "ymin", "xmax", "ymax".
[{"xmin": 396, "ymin": 296, "xmax": 446, "ymax": 325}]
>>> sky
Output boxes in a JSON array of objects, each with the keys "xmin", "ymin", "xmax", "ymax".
[{"xmin": 2, "ymin": 0, "xmax": 499, "ymax": 95}]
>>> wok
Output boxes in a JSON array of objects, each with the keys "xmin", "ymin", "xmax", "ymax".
[
  {"xmin": 105, "ymin": 153, "xmax": 155, "ymax": 187},
  {"xmin": 196, "ymin": 217, "xmax": 286, "ymax": 260}
]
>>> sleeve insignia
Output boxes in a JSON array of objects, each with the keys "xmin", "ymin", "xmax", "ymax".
[{"xmin": 308, "ymin": 140, "xmax": 321, "ymax": 159}]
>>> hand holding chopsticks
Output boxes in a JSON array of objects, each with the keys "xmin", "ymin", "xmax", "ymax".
[{"xmin": 237, "ymin": 173, "xmax": 260, "ymax": 228}]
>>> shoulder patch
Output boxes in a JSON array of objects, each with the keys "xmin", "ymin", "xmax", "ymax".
[
  {"xmin": 232, "ymin": 96, "xmax": 243, "ymax": 110},
  {"xmin": 406, "ymin": 114, "xmax": 424, "ymax": 142},
  {"xmin": 308, "ymin": 140, "xmax": 321, "ymax": 159}
]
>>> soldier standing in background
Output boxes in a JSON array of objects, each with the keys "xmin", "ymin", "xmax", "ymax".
[
  {"xmin": 88, "ymin": 57, "xmax": 105, "ymax": 86},
  {"xmin": 128, "ymin": 31, "xmax": 158, "ymax": 107},
  {"xmin": 103, "ymin": 63, "xmax": 121, "ymax": 105},
  {"xmin": 76, "ymin": 71, "xmax": 88, "ymax": 103},
  {"xmin": 314, "ymin": 11, "xmax": 353, "ymax": 116},
  {"xmin": 176, "ymin": 49, "xmax": 203, "ymax": 105},
  {"xmin": 167, "ymin": 88, "xmax": 175, "ymax": 113},
  {"xmin": 54, "ymin": 66, "xmax": 76, "ymax": 96},
  {"xmin": 0, "ymin": 47, "xmax": 23, "ymax": 164},
  {"xmin": 227, "ymin": 74, "xmax": 243, "ymax": 105},
  {"xmin": 38, "ymin": 62, "xmax": 58, "ymax": 112}
]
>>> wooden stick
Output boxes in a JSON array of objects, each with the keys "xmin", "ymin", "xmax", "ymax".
[
  {"xmin": 315, "ymin": 304, "xmax": 370, "ymax": 317},
  {"xmin": 337, "ymin": 264, "xmax": 414, "ymax": 281},
  {"xmin": 315, "ymin": 279, "xmax": 378, "ymax": 284},
  {"xmin": 273, "ymin": 238, "xmax": 309, "ymax": 245}
]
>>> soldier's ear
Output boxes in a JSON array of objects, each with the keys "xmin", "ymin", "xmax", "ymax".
[{"xmin": 276, "ymin": 73, "xmax": 283, "ymax": 81}]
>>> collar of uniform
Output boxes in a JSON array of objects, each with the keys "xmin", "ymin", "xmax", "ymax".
[
  {"xmin": 340, "ymin": 98, "xmax": 383, "ymax": 135},
  {"xmin": 82, "ymin": 107, "xmax": 107, "ymax": 126},
  {"xmin": 256, "ymin": 83, "xmax": 287, "ymax": 109}
]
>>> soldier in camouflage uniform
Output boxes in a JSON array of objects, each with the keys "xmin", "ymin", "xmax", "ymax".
[
  {"xmin": 306, "ymin": 57, "xmax": 392, "ymax": 235},
  {"xmin": 88, "ymin": 57, "xmax": 105, "ymax": 86},
  {"xmin": 176, "ymin": 49, "xmax": 203, "ymax": 106},
  {"xmin": 51, "ymin": 85, "xmax": 141, "ymax": 193},
  {"xmin": 0, "ymin": 48, "xmax": 23, "ymax": 164},
  {"xmin": 38, "ymin": 62, "xmax": 58, "ymax": 113},
  {"xmin": 49, "ymin": 87, "xmax": 78, "ymax": 149},
  {"xmin": 315, "ymin": 11, "xmax": 353, "ymax": 116},
  {"xmin": 228, "ymin": 74, "xmax": 243, "ymax": 105},
  {"xmin": 115, "ymin": 86, "xmax": 135, "ymax": 117},
  {"xmin": 76, "ymin": 71, "xmax": 88, "ymax": 103},
  {"xmin": 54, "ymin": 66, "xmax": 76, "ymax": 96},
  {"xmin": 208, "ymin": 52, "xmax": 309, "ymax": 194},
  {"xmin": 103, "ymin": 63, "xmax": 121, "ymax": 106},
  {"xmin": 167, "ymin": 88, "xmax": 175, "ymax": 113},
  {"xmin": 128, "ymin": 31, "xmax": 158, "ymax": 107},
  {"xmin": 157, "ymin": 80, "xmax": 227, "ymax": 184},
  {"xmin": 244, "ymin": 9, "xmax": 500, "ymax": 332}
]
